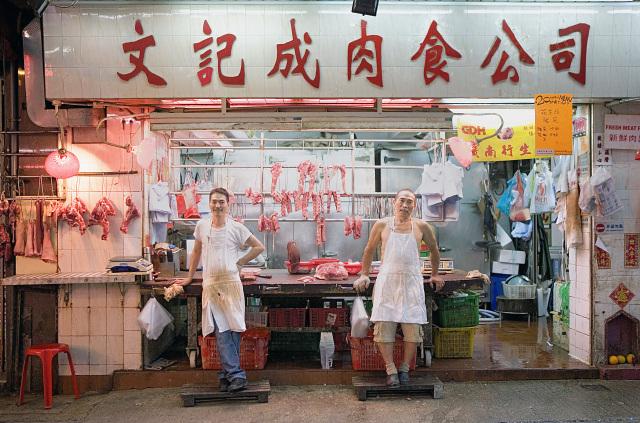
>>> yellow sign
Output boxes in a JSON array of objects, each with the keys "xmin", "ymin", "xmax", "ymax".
[
  {"xmin": 534, "ymin": 93, "xmax": 573, "ymax": 156},
  {"xmin": 455, "ymin": 119, "xmax": 536, "ymax": 162}
]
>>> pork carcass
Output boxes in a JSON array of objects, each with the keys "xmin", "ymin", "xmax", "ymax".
[
  {"xmin": 333, "ymin": 165, "xmax": 347, "ymax": 193},
  {"xmin": 344, "ymin": 216, "xmax": 354, "ymax": 236},
  {"xmin": 14, "ymin": 220, "xmax": 25, "ymax": 256},
  {"xmin": 332, "ymin": 191, "xmax": 342, "ymax": 213},
  {"xmin": 353, "ymin": 215, "xmax": 363, "ymax": 240},
  {"xmin": 315, "ymin": 216, "xmax": 326, "ymax": 245},
  {"xmin": 34, "ymin": 199, "xmax": 44, "ymax": 256},
  {"xmin": 244, "ymin": 187, "xmax": 263, "ymax": 205},
  {"xmin": 271, "ymin": 163, "xmax": 282, "ymax": 193},
  {"xmin": 270, "ymin": 212, "xmax": 280, "ymax": 233},
  {"xmin": 314, "ymin": 262, "xmax": 348, "ymax": 280},
  {"xmin": 40, "ymin": 222, "xmax": 57, "ymax": 263},
  {"xmin": 24, "ymin": 220, "xmax": 36, "ymax": 257},
  {"xmin": 88, "ymin": 197, "xmax": 117, "ymax": 240},
  {"xmin": 287, "ymin": 241, "xmax": 301, "ymax": 273},
  {"xmin": 120, "ymin": 196, "xmax": 141, "ymax": 234}
]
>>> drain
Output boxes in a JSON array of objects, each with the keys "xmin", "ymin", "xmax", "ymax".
[{"xmin": 580, "ymin": 384, "xmax": 611, "ymax": 391}]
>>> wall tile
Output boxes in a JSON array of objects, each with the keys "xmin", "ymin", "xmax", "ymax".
[
  {"xmin": 71, "ymin": 284, "xmax": 90, "ymax": 308},
  {"xmin": 71, "ymin": 307, "xmax": 90, "ymax": 336},
  {"xmin": 123, "ymin": 308, "xmax": 140, "ymax": 331},
  {"xmin": 90, "ymin": 307, "xmax": 107, "ymax": 336},
  {"xmin": 89, "ymin": 284, "xmax": 107, "ymax": 308},
  {"xmin": 90, "ymin": 364, "xmax": 108, "ymax": 375},
  {"xmin": 72, "ymin": 364, "xmax": 90, "ymax": 376},
  {"xmin": 106, "ymin": 284, "xmax": 123, "ymax": 308},
  {"xmin": 107, "ymin": 335, "xmax": 124, "ymax": 365},
  {"xmin": 106, "ymin": 365, "xmax": 123, "ymax": 375},
  {"xmin": 107, "ymin": 307, "xmax": 124, "ymax": 336},
  {"xmin": 89, "ymin": 335, "xmax": 107, "ymax": 365},
  {"xmin": 70, "ymin": 335, "xmax": 90, "ymax": 365},
  {"xmin": 124, "ymin": 330, "xmax": 142, "ymax": 354},
  {"xmin": 58, "ymin": 307, "xmax": 73, "ymax": 337},
  {"xmin": 123, "ymin": 353, "xmax": 141, "ymax": 370},
  {"xmin": 123, "ymin": 285, "xmax": 140, "ymax": 308}
]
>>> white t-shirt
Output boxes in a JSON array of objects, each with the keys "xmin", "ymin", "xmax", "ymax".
[{"xmin": 193, "ymin": 218, "xmax": 253, "ymax": 274}]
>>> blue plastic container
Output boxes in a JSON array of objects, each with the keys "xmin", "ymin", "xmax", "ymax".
[{"xmin": 490, "ymin": 273, "xmax": 511, "ymax": 311}]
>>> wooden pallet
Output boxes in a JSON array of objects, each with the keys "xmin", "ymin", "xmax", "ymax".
[
  {"xmin": 352, "ymin": 375, "xmax": 444, "ymax": 401},
  {"xmin": 180, "ymin": 380, "xmax": 270, "ymax": 407}
]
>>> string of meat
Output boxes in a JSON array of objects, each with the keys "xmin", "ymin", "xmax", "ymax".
[
  {"xmin": 59, "ymin": 198, "xmax": 88, "ymax": 234},
  {"xmin": 88, "ymin": 197, "xmax": 117, "ymax": 240},
  {"xmin": 271, "ymin": 163, "xmax": 282, "ymax": 195},
  {"xmin": 244, "ymin": 187, "xmax": 263, "ymax": 205},
  {"xmin": 315, "ymin": 216, "xmax": 326, "ymax": 246},
  {"xmin": 343, "ymin": 215, "xmax": 362, "ymax": 239},
  {"xmin": 120, "ymin": 195, "xmax": 140, "ymax": 234}
]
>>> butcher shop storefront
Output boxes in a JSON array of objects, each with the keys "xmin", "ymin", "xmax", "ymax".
[{"xmin": 3, "ymin": 0, "xmax": 638, "ymax": 394}]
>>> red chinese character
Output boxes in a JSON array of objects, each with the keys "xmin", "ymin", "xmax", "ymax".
[
  {"xmin": 411, "ymin": 20, "xmax": 461, "ymax": 84},
  {"xmin": 520, "ymin": 143, "xmax": 531, "ymax": 155},
  {"xmin": 549, "ymin": 23, "xmax": 590, "ymax": 85},
  {"xmin": 484, "ymin": 145, "xmax": 496, "ymax": 158},
  {"xmin": 347, "ymin": 20, "xmax": 383, "ymax": 87},
  {"xmin": 481, "ymin": 20, "xmax": 534, "ymax": 85},
  {"xmin": 268, "ymin": 18, "xmax": 320, "ymax": 88},
  {"xmin": 501, "ymin": 144, "xmax": 513, "ymax": 157},
  {"xmin": 117, "ymin": 20, "xmax": 167, "ymax": 86},
  {"xmin": 193, "ymin": 20, "xmax": 245, "ymax": 86}
]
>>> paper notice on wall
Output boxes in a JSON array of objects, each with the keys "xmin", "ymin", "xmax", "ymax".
[
  {"xmin": 594, "ymin": 133, "xmax": 612, "ymax": 166},
  {"xmin": 595, "ymin": 236, "xmax": 609, "ymax": 253},
  {"xmin": 593, "ymin": 177, "xmax": 623, "ymax": 216}
]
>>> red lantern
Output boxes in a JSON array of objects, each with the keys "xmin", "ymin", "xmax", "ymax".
[{"xmin": 44, "ymin": 149, "xmax": 80, "ymax": 179}]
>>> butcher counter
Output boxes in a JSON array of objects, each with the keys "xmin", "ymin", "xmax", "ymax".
[{"xmin": 142, "ymin": 269, "xmax": 487, "ymax": 368}]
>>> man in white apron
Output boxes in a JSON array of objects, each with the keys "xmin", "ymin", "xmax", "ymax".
[
  {"xmin": 176, "ymin": 188, "xmax": 264, "ymax": 392},
  {"xmin": 354, "ymin": 189, "xmax": 444, "ymax": 387}
]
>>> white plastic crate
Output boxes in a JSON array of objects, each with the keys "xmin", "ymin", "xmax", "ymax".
[
  {"xmin": 245, "ymin": 311, "xmax": 268, "ymax": 327},
  {"xmin": 502, "ymin": 282, "xmax": 536, "ymax": 299}
]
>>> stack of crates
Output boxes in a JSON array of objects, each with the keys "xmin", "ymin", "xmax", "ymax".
[
  {"xmin": 433, "ymin": 291, "xmax": 480, "ymax": 358},
  {"xmin": 199, "ymin": 328, "xmax": 270, "ymax": 370}
]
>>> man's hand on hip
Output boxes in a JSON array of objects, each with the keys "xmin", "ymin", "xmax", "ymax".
[{"xmin": 353, "ymin": 275, "xmax": 371, "ymax": 293}]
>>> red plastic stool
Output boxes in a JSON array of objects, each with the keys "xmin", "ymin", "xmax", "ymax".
[{"xmin": 18, "ymin": 343, "xmax": 80, "ymax": 409}]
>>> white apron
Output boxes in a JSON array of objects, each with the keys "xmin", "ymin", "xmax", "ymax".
[
  {"xmin": 370, "ymin": 218, "xmax": 428, "ymax": 324},
  {"xmin": 201, "ymin": 220, "xmax": 246, "ymax": 336}
]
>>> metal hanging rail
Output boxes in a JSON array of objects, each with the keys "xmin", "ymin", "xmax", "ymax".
[{"xmin": 170, "ymin": 164, "xmax": 424, "ymax": 170}]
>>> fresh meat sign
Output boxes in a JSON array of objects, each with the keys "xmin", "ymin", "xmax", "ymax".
[
  {"xmin": 604, "ymin": 115, "xmax": 640, "ymax": 150},
  {"xmin": 42, "ymin": 3, "xmax": 640, "ymax": 99}
]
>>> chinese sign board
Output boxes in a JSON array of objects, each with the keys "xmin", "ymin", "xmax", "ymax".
[
  {"xmin": 604, "ymin": 115, "xmax": 640, "ymax": 150},
  {"xmin": 41, "ymin": 3, "xmax": 640, "ymax": 99},
  {"xmin": 534, "ymin": 94, "xmax": 573, "ymax": 156},
  {"xmin": 609, "ymin": 283, "xmax": 635, "ymax": 309},
  {"xmin": 453, "ymin": 112, "xmax": 535, "ymax": 162}
]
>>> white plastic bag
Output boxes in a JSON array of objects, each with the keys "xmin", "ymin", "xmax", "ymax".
[
  {"xmin": 137, "ymin": 297, "xmax": 174, "ymax": 340},
  {"xmin": 578, "ymin": 176, "xmax": 596, "ymax": 213},
  {"xmin": 350, "ymin": 297, "xmax": 370, "ymax": 338}
]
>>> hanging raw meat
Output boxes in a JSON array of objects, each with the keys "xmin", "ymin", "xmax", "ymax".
[
  {"xmin": 332, "ymin": 191, "xmax": 342, "ymax": 213},
  {"xmin": 322, "ymin": 165, "xmax": 331, "ymax": 193},
  {"xmin": 88, "ymin": 197, "xmax": 117, "ymax": 240},
  {"xmin": 353, "ymin": 215, "xmax": 363, "ymax": 240},
  {"xmin": 270, "ymin": 212, "xmax": 280, "ymax": 233},
  {"xmin": 287, "ymin": 241, "xmax": 301, "ymax": 273},
  {"xmin": 297, "ymin": 160, "xmax": 311, "ymax": 192},
  {"xmin": 333, "ymin": 165, "xmax": 347, "ymax": 193},
  {"xmin": 35, "ymin": 199, "xmax": 44, "ymax": 256},
  {"xmin": 314, "ymin": 262, "xmax": 348, "ymax": 280},
  {"xmin": 311, "ymin": 193, "xmax": 323, "ymax": 221},
  {"xmin": 244, "ymin": 187, "xmax": 263, "ymax": 205},
  {"xmin": 326, "ymin": 192, "xmax": 332, "ymax": 214},
  {"xmin": 344, "ymin": 216, "xmax": 354, "ymax": 236},
  {"xmin": 0, "ymin": 193, "xmax": 9, "ymax": 215},
  {"xmin": 24, "ymin": 220, "xmax": 36, "ymax": 257},
  {"xmin": 41, "ymin": 222, "xmax": 57, "ymax": 263},
  {"xmin": 315, "ymin": 216, "xmax": 326, "ymax": 245},
  {"xmin": 257, "ymin": 214, "xmax": 271, "ymax": 232},
  {"xmin": 307, "ymin": 162, "xmax": 318, "ymax": 192},
  {"xmin": 14, "ymin": 220, "xmax": 26, "ymax": 256},
  {"xmin": 60, "ymin": 198, "xmax": 89, "ymax": 234},
  {"xmin": 301, "ymin": 192, "xmax": 310, "ymax": 220},
  {"xmin": 271, "ymin": 163, "xmax": 282, "ymax": 194},
  {"xmin": 120, "ymin": 196, "xmax": 141, "ymax": 234},
  {"xmin": 280, "ymin": 190, "xmax": 292, "ymax": 217}
]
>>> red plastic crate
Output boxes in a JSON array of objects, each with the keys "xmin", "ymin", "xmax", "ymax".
[
  {"xmin": 348, "ymin": 336, "xmax": 417, "ymax": 371},
  {"xmin": 309, "ymin": 308, "xmax": 348, "ymax": 328},
  {"xmin": 268, "ymin": 308, "xmax": 307, "ymax": 327},
  {"xmin": 199, "ymin": 328, "xmax": 270, "ymax": 370}
]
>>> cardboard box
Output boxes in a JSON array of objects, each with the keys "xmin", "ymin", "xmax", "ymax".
[
  {"xmin": 498, "ymin": 249, "xmax": 526, "ymax": 264},
  {"xmin": 492, "ymin": 261, "xmax": 520, "ymax": 275}
]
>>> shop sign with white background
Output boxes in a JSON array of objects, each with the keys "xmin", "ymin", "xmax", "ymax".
[
  {"xmin": 42, "ymin": 2, "xmax": 640, "ymax": 99},
  {"xmin": 604, "ymin": 115, "xmax": 640, "ymax": 150}
]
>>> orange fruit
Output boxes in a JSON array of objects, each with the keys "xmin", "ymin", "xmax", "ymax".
[
  {"xmin": 609, "ymin": 355, "xmax": 619, "ymax": 365},
  {"xmin": 617, "ymin": 355, "xmax": 626, "ymax": 364},
  {"xmin": 627, "ymin": 354, "xmax": 636, "ymax": 364}
]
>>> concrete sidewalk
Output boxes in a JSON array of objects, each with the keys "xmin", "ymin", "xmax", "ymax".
[{"xmin": 1, "ymin": 380, "xmax": 639, "ymax": 423}]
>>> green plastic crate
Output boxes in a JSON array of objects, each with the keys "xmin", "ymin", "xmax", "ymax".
[{"xmin": 435, "ymin": 291, "xmax": 480, "ymax": 328}]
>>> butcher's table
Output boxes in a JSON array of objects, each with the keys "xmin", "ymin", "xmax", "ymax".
[{"xmin": 142, "ymin": 269, "xmax": 486, "ymax": 368}]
